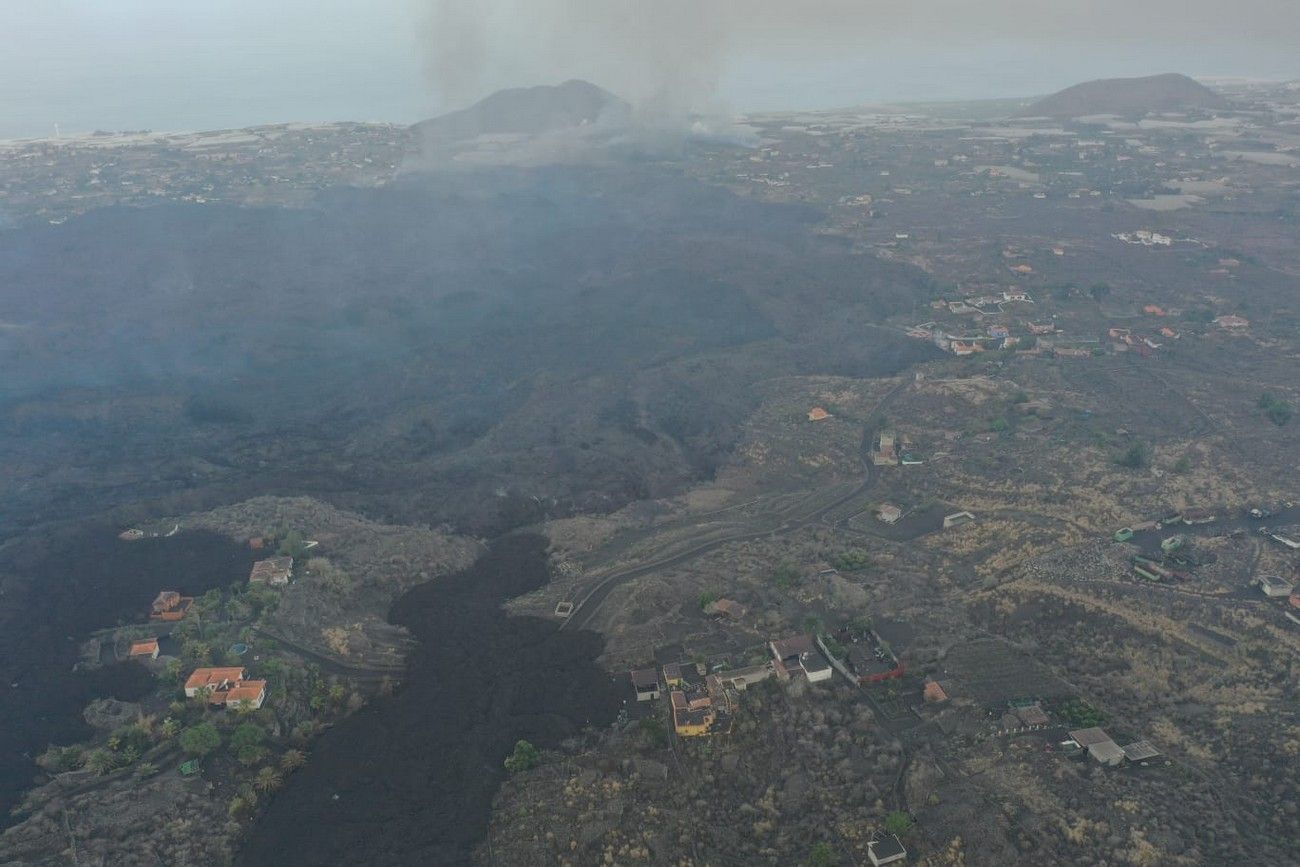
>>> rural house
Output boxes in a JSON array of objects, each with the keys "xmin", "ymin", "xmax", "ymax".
[
  {"xmin": 630, "ymin": 669, "xmax": 660, "ymax": 702},
  {"xmin": 184, "ymin": 667, "xmax": 268, "ymax": 710},
  {"xmin": 249, "ymin": 556, "xmax": 294, "ymax": 586},
  {"xmin": 149, "ymin": 590, "xmax": 193, "ymax": 622},
  {"xmin": 128, "ymin": 639, "xmax": 159, "ymax": 660},
  {"xmin": 770, "ymin": 635, "xmax": 833, "ymax": 683},
  {"xmin": 868, "ymin": 834, "xmax": 908, "ymax": 866}
]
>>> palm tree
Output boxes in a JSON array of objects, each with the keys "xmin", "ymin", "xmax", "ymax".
[
  {"xmin": 160, "ymin": 717, "xmax": 181, "ymax": 739},
  {"xmin": 279, "ymin": 749, "xmax": 306, "ymax": 773},
  {"xmin": 253, "ymin": 766, "xmax": 282, "ymax": 793}
]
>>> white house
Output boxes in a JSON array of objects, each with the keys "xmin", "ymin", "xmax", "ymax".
[
  {"xmin": 1260, "ymin": 575, "xmax": 1295, "ymax": 598},
  {"xmin": 868, "ymin": 835, "xmax": 907, "ymax": 866}
]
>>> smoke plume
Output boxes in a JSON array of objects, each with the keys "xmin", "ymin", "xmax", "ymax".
[{"xmin": 421, "ymin": 0, "xmax": 1300, "ymax": 120}]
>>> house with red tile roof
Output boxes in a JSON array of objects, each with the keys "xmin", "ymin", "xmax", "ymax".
[
  {"xmin": 149, "ymin": 590, "xmax": 194, "ymax": 622},
  {"xmin": 223, "ymin": 681, "xmax": 268, "ymax": 710},
  {"xmin": 922, "ymin": 679, "xmax": 948, "ymax": 703},
  {"xmin": 129, "ymin": 639, "xmax": 160, "ymax": 660},
  {"xmin": 184, "ymin": 667, "xmax": 267, "ymax": 709}
]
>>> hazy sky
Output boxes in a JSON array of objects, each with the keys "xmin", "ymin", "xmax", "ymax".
[{"xmin": 3, "ymin": 0, "xmax": 1299, "ymax": 137}]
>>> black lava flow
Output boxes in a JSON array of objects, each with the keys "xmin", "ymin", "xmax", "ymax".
[
  {"xmin": 0, "ymin": 528, "xmax": 255, "ymax": 820},
  {"xmin": 237, "ymin": 533, "xmax": 622, "ymax": 866}
]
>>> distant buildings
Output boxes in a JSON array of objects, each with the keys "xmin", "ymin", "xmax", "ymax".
[
  {"xmin": 1113, "ymin": 230, "xmax": 1172, "ymax": 247},
  {"xmin": 630, "ymin": 669, "xmax": 660, "ymax": 702},
  {"xmin": 149, "ymin": 590, "xmax": 194, "ymax": 622},
  {"xmin": 1268, "ymin": 533, "xmax": 1300, "ymax": 551},
  {"xmin": 716, "ymin": 664, "xmax": 774, "ymax": 692},
  {"xmin": 820, "ymin": 625, "xmax": 905, "ymax": 685},
  {"xmin": 770, "ymin": 635, "xmax": 834, "ymax": 683},
  {"xmin": 1067, "ymin": 727, "xmax": 1125, "ymax": 766},
  {"xmin": 1010, "ymin": 702, "xmax": 1050, "ymax": 727},
  {"xmin": 703, "ymin": 598, "xmax": 747, "ymax": 621},
  {"xmin": 943, "ymin": 511, "xmax": 976, "ymax": 529},
  {"xmin": 1259, "ymin": 575, "xmax": 1295, "ymax": 598},
  {"xmin": 663, "ymin": 662, "xmax": 732, "ymax": 737},
  {"xmin": 867, "ymin": 835, "xmax": 908, "ymax": 866},
  {"xmin": 872, "ymin": 430, "xmax": 900, "ymax": 466},
  {"xmin": 249, "ymin": 556, "xmax": 294, "ymax": 587},
  {"xmin": 1121, "ymin": 740, "xmax": 1162, "ymax": 763}
]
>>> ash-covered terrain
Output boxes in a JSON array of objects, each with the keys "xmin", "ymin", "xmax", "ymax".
[{"xmin": 2, "ymin": 73, "xmax": 1299, "ymax": 867}]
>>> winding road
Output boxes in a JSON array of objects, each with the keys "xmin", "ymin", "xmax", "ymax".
[{"xmin": 560, "ymin": 380, "xmax": 910, "ymax": 632}]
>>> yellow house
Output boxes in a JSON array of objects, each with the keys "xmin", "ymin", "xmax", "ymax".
[{"xmin": 670, "ymin": 690, "xmax": 714, "ymax": 737}]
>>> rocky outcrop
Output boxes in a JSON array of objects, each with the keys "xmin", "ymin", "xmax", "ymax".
[{"xmin": 82, "ymin": 698, "xmax": 141, "ymax": 731}]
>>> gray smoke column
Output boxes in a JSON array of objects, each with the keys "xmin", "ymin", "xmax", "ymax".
[
  {"xmin": 422, "ymin": 0, "xmax": 730, "ymax": 125},
  {"xmin": 427, "ymin": 2, "xmax": 490, "ymax": 107},
  {"xmin": 420, "ymin": 0, "xmax": 1300, "ymax": 121}
]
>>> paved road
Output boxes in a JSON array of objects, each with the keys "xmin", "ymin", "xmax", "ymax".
[
  {"xmin": 251, "ymin": 625, "xmax": 406, "ymax": 681},
  {"xmin": 560, "ymin": 380, "xmax": 909, "ymax": 632}
]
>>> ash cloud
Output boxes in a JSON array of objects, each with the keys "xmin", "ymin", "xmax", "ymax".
[
  {"xmin": 420, "ymin": 0, "xmax": 1300, "ymax": 119},
  {"xmin": 422, "ymin": 0, "xmax": 730, "ymax": 128}
]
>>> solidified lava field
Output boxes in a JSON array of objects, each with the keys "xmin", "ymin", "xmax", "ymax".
[
  {"xmin": 0, "ymin": 528, "xmax": 256, "ymax": 820},
  {"xmin": 238, "ymin": 533, "xmax": 622, "ymax": 866}
]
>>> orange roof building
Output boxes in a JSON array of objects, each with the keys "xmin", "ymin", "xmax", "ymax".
[
  {"xmin": 807, "ymin": 407, "xmax": 831, "ymax": 422},
  {"xmin": 923, "ymin": 680, "xmax": 949, "ymax": 703},
  {"xmin": 950, "ymin": 340, "xmax": 984, "ymax": 356},
  {"xmin": 223, "ymin": 681, "xmax": 268, "ymax": 710},
  {"xmin": 183, "ymin": 667, "xmax": 266, "ymax": 709},
  {"xmin": 704, "ymin": 598, "xmax": 747, "ymax": 621},
  {"xmin": 129, "ymin": 639, "xmax": 160, "ymax": 660},
  {"xmin": 184, "ymin": 667, "xmax": 246, "ymax": 696},
  {"xmin": 150, "ymin": 590, "xmax": 194, "ymax": 622}
]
